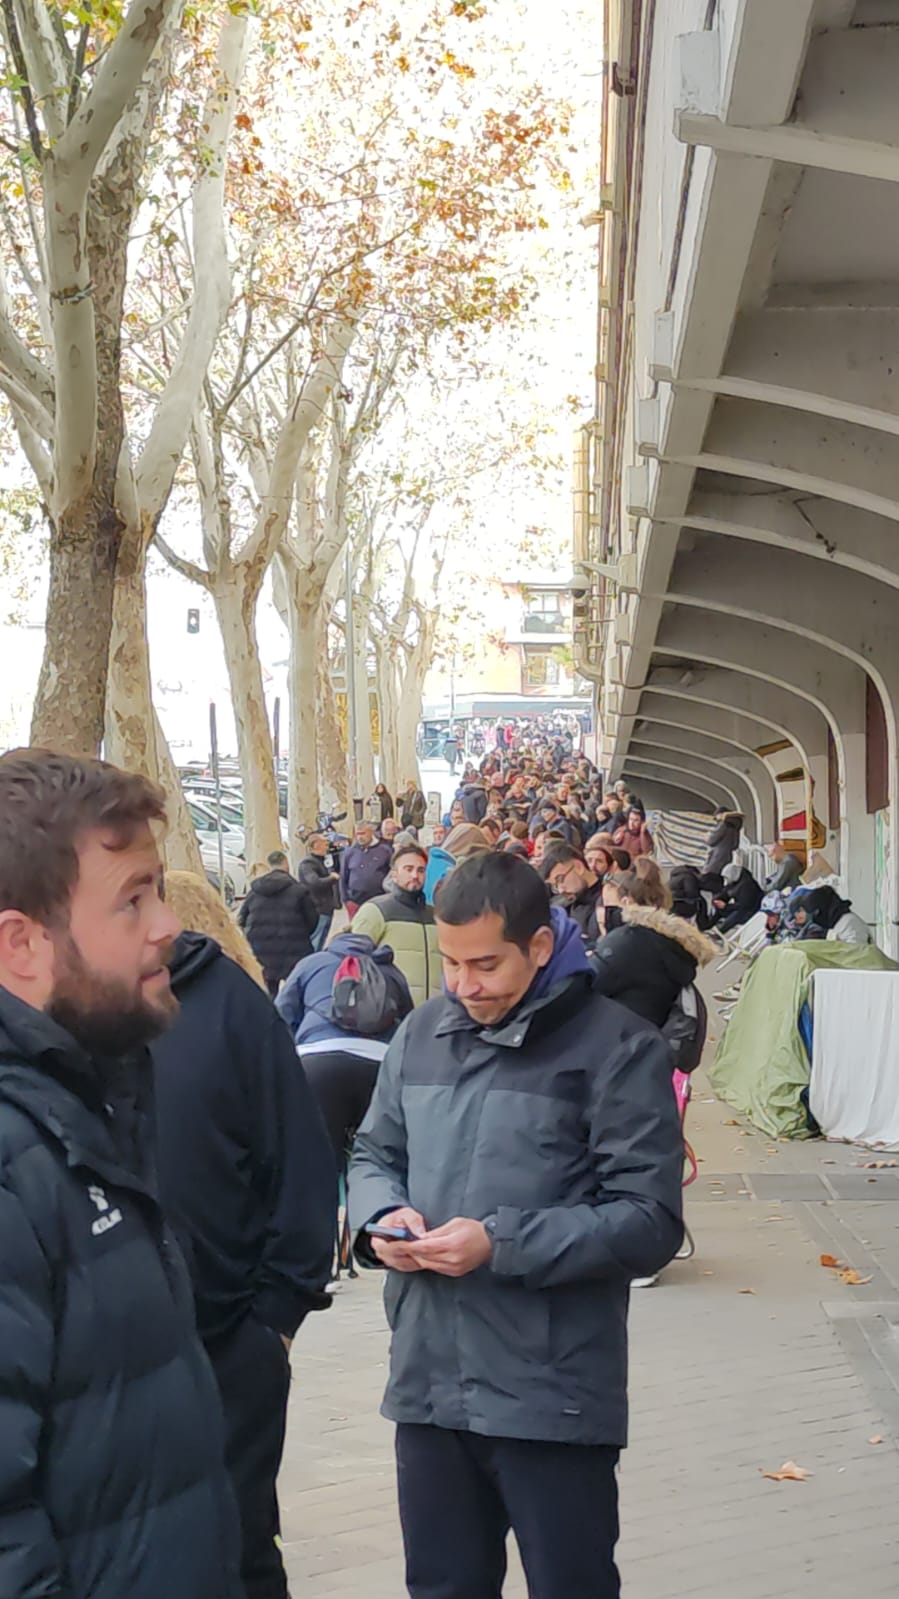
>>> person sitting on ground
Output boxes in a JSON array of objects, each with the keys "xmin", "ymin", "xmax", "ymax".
[
  {"xmin": 790, "ymin": 885, "xmax": 871, "ymax": 946},
  {"xmin": 153, "ymin": 873, "xmax": 335, "ymax": 1599},
  {"xmin": 424, "ymin": 823, "xmax": 491, "ymax": 905},
  {"xmin": 298, "ymin": 832, "xmax": 341, "ymax": 951},
  {"xmin": 613, "ymin": 807, "xmax": 654, "ymax": 861},
  {"xmin": 765, "ymin": 840, "xmax": 804, "ymax": 894},
  {"xmin": 351, "ymin": 844, "xmax": 441, "ymax": 1005},
  {"xmin": 703, "ymin": 809, "xmax": 744, "ymax": 877},
  {"xmin": 709, "ymin": 862, "xmax": 763, "ymax": 934},
  {"xmin": 668, "ymin": 862, "xmax": 708, "ymax": 929},
  {"xmin": 591, "ymin": 870, "xmax": 716, "ymax": 1028},
  {"xmin": 339, "ymin": 823, "xmax": 393, "ymax": 918},
  {"xmin": 237, "ymin": 849, "xmax": 318, "ymax": 997},
  {"xmin": 540, "ymin": 842, "xmax": 605, "ymax": 950},
  {"xmin": 276, "ymin": 933, "xmax": 413, "ymax": 1175},
  {"xmin": 401, "ymin": 778, "xmax": 428, "ymax": 831}
]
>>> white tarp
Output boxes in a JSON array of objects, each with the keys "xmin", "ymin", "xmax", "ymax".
[{"xmin": 810, "ymin": 970, "xmax": 899, "ymax": 1147}]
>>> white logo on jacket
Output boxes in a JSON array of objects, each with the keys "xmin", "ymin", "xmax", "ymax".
[{"xmin": 87, "ymin": 1183, "xmax": 123, "ymax": 1236}]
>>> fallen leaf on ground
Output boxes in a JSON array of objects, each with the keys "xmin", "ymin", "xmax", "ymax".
[
  {"xmin": 702, "ymin": 1270, "xmax": 714, "ymax": 1276},
  {"xmin": 820, "ymin": 1254, "xmax": 844, "ymax": 1269},
  {"xmin": 762, "ymin": 1461, "xmax": 813, "ymax": 1482},
  {"xmin": 738, "ymin": 1188, "xmax": 751, "ymax": 1195},
  {"xmin": 861, "ymin": 1161, "xmax": 898, "ymax": 1169},
  {"xmin": 723, "ymin": 1118, "xmax": 740, "ymax": 1126},
  {"xmin": 868, "ymin": 1436, "xmax": 884, "ymax": 1446},
  {"xmin": 838, "ymin": 1269, "xmax": 872, "ymax": 1285},
  {"xmin": 738, "ymin": 1287, "xmax": 756, "ymax": 1294}
]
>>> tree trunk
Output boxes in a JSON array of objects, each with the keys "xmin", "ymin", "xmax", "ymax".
[
  {"xmin": 280, "ymin": 558, "xmax": 322, "ymax": 845},
  {"xmin": 105, "ymin": 549, "xmax": 159, "ymax": 780},
  {"xmin": 213, "ymin": 575, "xmax": 282, "ymax": 869},
  {"xmin": 31, "ymin": 500, "xmax": 121, "ymax": 752},
  {"xmin": 316, "ymin": 614, "xmax": 348, "ymax": 812},
  {"xmin": 397, "ymin": 665, "xmax": 425, "ymax": 790},
  {"xmin": 153, "ymin": 707, "xmax": 205, "ymax": 876},
  {"xmin": 375, "ymin": 639, "xmax": 401, "ymax": 795},
  {"xmin": 351, "ymin": 592, "xmax": 376, "ymax": 798}
]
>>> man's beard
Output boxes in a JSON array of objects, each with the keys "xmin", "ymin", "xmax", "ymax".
[{"xmin": 47, "ymin": 932, "xmax": 179, "ymax": 1058}]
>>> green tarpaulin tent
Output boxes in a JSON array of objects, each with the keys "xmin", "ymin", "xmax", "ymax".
[{"xmin": 709, "ymin": 942, "xmax": 898, "ymax": 1139}]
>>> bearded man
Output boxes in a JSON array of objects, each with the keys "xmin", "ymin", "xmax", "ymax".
[{"xmin": 0, "ymin": 749, "xmax": 242, "ymax": 1599}]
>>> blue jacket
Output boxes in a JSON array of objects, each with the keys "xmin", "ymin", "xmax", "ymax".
[
  {"xmin": 339, "ymin": 840, "xmax": 392, "ymax": 907},
  {"xmin": 349, "ymin": 907, "xmax": 683, "ymax": 1447},
  {"xmin": 424, "ymin": 845, "xmax": 455, "ymax": 905},
  {"xmin": 276, "ymin": 932, "xmax": 413, "ymax": 1049}
]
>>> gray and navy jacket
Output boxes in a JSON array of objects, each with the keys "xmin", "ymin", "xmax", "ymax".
[{"xmin": 349, "ymin": 909, "xmax": 683, "ymax": 1448}]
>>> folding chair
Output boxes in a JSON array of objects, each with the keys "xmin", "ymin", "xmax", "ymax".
[{"xmin": 714, "ymin": 911, "xmax": 768, "ymax": 974}]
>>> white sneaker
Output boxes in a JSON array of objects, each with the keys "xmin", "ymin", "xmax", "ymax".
[{"xmin": 631, "ymin": 1275, "xmax": 659, "ymax": 1289}]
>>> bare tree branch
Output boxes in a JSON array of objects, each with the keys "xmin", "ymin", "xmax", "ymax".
[
  {"xmin": 16, "ymin": 0, "xmax": 70, "ymax": 141},
  {"xmin": 136, "ymin": 7, "xmax": 250, "ymax": 527},
  {"xmin": 154, "ymin": 530, "xmax": 212, "ymax": 590}
]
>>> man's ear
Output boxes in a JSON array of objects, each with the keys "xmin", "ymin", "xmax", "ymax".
[
  {"xmin": 0, "ymin": 909, "xmax": 53, "ymax": 982},
  {"xmin": 530, "ymin": 924, "xmax": 554, "ymax": 969}
]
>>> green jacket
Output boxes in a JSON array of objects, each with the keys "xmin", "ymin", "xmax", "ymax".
[{"xmin": 351, "ymin": 887, "xmax": 441, "ymax": 1007}]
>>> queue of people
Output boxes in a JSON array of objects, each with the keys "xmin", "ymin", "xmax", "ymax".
[{"xmin": 0, "ymin": 744, "xmax": 707, "ymax": 1599}]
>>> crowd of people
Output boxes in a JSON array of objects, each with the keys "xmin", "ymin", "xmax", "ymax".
[{"xmin": 18, "ymin": 737, "xmax": 866, "ymax": 1599}]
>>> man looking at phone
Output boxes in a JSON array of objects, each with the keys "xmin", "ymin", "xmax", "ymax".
[{"xmin": 349, "ymin": 851, "xmax": 683, "ymax": 1599}]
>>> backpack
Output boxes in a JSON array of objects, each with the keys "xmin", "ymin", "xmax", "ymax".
[
  {"xmin": 331, "ymin": 953, "xmax": 400, "ymax": 1036},
  {"xmin": 662, "ymin": 984, "xmax": 708, "ymax": 1074}
]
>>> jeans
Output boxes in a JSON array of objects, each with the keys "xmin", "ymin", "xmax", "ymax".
[
  {"xmin": 395, "ymin": 1423, "xmax": 620, "ymax": 1599},
  {"xmin": 311, "ymin": 912, "xmax": 333, "ymax": 951}
]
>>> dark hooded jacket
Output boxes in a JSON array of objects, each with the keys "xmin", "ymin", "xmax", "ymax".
[
  {"xmin": 298, "ymin": 851, "xmax": 341, "ymax": 915},
  {"xmin": 712, "ymin": 867, "xmax": 763, "ymax": 933},
  {"xmin": 460, "ymin": 782, "xmax": 489, "ymax": 824},
  {"xmin": 276, "ymin": 931, "xmax": 414, "ymax": 1050},
  {"xmin": 0, "ymin": 983, "xmax": 242, "ymax": 1599},
  {"xmin": 348, "ymin": 908, "xmax": 683, "ymax": 1448},
  {"xmin": 152, "ymin": 933, "xmax": 335, "ymax": 1345},
  {"xmin": 237, "ymin": 868, "xmax": 317, "ymax": 985},
  {"xmin": 704, "ymin": 812, "xmax": 743, "ymax": 877},
  {"xmin": 590, "ymin": 905, "xmax": 716, "ymax": 1027}
]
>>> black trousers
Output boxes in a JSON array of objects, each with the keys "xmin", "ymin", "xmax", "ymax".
[
  {"xmin": 208, "ymin": 1314, "xmax": 292, "ymax": 1599},
  {"xmin": 299, "ymin": 1049, "xmax": 380, "ymax": 1170},
  {"xmin": 395, "ymin": 1423, "xmax": 620, "ymax": 1599}
]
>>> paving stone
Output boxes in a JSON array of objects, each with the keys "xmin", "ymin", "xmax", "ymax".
[{"xmin": 279, "ymin": 1063, "xmax": 899, "ymax": 1596}]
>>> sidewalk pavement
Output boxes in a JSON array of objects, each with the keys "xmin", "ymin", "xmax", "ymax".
[{"xmin": 281, "ymin": 1062, "xmax": 899, "ymax": 1597}]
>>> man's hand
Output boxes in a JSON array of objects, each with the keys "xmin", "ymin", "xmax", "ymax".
[
  {"xmin": 370, "ymin": 1207, "xmax": 428, "ymax": 1273},
  {"xmin": 281, "ymin": 1334, "xmax": 292, "ymax": 1354},
  {"xmin": 406, "ymin": 1218, "xmax": 492, "ymax": 1278}
]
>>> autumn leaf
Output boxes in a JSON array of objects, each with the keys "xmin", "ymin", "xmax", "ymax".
[
  {"xmin": 819, "ymin": 1254, "xmax": 844, "ymax": 1269},
  {"xmin": 761, "ymin": 1461, "xmax": 813, "ymax": 1482},
  {"xmin": 838, "ymin": 1270, "xmax": 872, "ymax": 1286},
  {"xmin": 868, "ymin": 1436, "xmax": 884, "ymax": 1446},
  {"xmin": 738, "ymin": 1288, "xmax": 756, "ymax": 1295}
]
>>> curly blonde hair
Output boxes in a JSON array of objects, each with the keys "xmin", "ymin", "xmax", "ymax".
[{"xmin": 163, "ymin": 871, "xmax": 266, "ymax": 988}]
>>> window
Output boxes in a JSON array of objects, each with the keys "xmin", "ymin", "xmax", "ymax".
[
  {"xmin": 525, "ymin": 649, "xmax": 561, "ymax": 689},
  {"xmin": 526, "ymin": 590, "xmax": 560, "ymax": 616}
]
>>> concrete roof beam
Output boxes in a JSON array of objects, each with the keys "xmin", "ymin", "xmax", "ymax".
[
  {"xmin": 644, "ymin": 665, "xmax": 826, "ymax": 769},
  {"xmin": 677, "ymin": 22, "xmax": 899, "ymax": 185},
  {"xmin": 662, "ymin": 486, "xmax": 899, "ymax": 587},
  {"xmin": 630, "ymin": 726, "xmax": 772, "ymax": 839}
]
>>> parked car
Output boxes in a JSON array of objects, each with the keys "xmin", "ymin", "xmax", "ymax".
[
  {"xmin": 186, "ymin": 796, "xmax": 246, "ymax": 858},
  {"xmin": 199, "ymin": 839, "xmax": 246, "ymax": 901}
]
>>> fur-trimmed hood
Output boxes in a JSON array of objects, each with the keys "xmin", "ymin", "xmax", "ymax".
[{"xmin": 621, "ymin": 904, "xmax": 717, "ymax": 967}]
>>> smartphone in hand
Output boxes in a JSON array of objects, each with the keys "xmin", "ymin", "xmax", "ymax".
[{"xmin": 365, "ymin": 1222, "xmax": 416, "ymax": 1242}]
